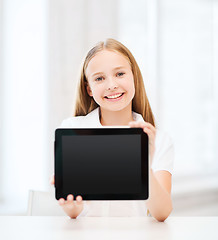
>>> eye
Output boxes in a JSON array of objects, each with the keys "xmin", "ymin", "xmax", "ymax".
[
  {"xmin": 95, "ymin": 76, "xmax": 104, "ymax": 81},
  {"xmin": 117, "ymin": 72, "xmax": 125, "ymax": 77}
]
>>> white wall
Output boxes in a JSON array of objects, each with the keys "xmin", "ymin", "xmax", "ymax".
[
  {"xmin": 47, "ymin": 0, "xmax": 119, "ymax": 176},
  {"xmin": 1, "ymin": 0, "xmax": 218, "ymax": 215},
  {"xmin": 1, "ymin": 0, "xmax": 48, "ymax": 214}
]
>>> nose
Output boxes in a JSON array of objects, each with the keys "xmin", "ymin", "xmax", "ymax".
[{"xmin": 106, "ymin": 76, "xmax": 118, "ymax": 90}]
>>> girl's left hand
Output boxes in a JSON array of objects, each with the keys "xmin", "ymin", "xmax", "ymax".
[{"xmin": 128, "ymin": 121, "xmax": 156, "ymax": 165}]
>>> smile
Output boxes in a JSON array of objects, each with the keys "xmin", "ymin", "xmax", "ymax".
[
  {"xmin": 104, "ymin": 93, "xmax": 125, "ymax": 101},
  {"xmin": 105, "ymin": 93, "xmax": 124, "ymax": 99}
]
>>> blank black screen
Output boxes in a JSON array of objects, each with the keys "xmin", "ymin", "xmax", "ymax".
[{"xmin": 62, "ymin": 135, "xmax": 141, "ymax": 195}]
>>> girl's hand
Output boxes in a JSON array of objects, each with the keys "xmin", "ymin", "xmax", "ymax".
[
  {"xmin": 128, "ymin": 121, "xmax": 156, "ymax": 165},
  {"xmin": 50, "ymin": 175, "xmax": 55, "ymax": 185},
  {"xmin": 58, "ymin": 194, "xmax": 84, "ymax": 219},
  {"xmin": 50, "ymin": 174, "xmax": 84, "ymax": 218}
]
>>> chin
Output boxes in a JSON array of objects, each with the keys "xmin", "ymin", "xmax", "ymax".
[
  {"xmin": 97, "ymin": 96, "xmax": 133, "ymax": 112},
  {"xmin": 101, "ymin": 104, "xmax": 130, "ymax": 112}
]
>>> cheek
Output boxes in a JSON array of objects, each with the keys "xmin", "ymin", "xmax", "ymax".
[
  {"xmin": 126, "ymin": 78, "xmax": 135, "ymax": 96},
  {"xmin": 91, "ymin": 85, "xmax": 104, "ymax": 98}
]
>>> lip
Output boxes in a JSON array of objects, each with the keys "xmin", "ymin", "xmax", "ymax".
[
  {"xmin": 104, "ymin": 92, "xmax": 125, "ymax": 102},
  {"xmin": 105, "ymin": 92, "xmax": 124, "ymax": 98}
]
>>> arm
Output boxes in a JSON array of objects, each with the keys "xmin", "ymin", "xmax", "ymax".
[
  {"xmin": 129, "ymin": 121, "xmax": 173, "ymax": 222},
  {"xmin": 50, "ymin": 175, "xmax": 84, "ymax": 219},
  {"xmin": 146, "ymin": 169, "xmax": 172, "ymax": 222}
]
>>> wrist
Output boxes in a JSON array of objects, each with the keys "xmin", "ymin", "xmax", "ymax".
[
  {"xmin": 65, "ymin": 204, "xmax": 84, "ymax": 219},
  {"xmin": 69, "ymin": 206, "xmax": 84, "ymax": 219}
]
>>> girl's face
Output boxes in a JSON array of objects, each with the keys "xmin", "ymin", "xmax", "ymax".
[{"xmin": 85, "ymin": 50, "xmax": 135, "ymax": 112}]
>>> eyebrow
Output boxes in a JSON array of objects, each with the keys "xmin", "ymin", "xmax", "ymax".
[{"xmin": 91, "ymin": 66, "xmax": 126, "ymax": 77}]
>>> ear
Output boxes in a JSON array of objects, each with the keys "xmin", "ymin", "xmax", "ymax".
[{"xmin": 86, "ymin": 84, "xmax": 93, "ymax": 97}]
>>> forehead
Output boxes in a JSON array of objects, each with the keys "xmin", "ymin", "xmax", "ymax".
[{"xmin": 86, "ymin": 50, "xmax": 131, "ymax": 77}]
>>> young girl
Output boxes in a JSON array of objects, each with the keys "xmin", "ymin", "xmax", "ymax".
[{"xmin": 51, "ymin": 38, "xmax": 174, "ymax": 222}]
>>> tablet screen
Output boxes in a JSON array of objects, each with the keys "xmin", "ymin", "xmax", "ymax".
[
  {"xmin": 55, "ymin": 128, "xmax": 148, "ymax": 200},
  {"xmin": 62, "ymin": 135, "xmax": 141, "ymax": 194}
]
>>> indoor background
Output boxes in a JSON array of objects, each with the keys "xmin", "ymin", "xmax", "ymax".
[{"xmin": 0, "ymin": 0, "xmax": 218, "ymax": 216}]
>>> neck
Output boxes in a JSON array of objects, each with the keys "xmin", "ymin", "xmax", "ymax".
[{"xmin": 100, "ymin": 105, "xmax": 133, "ymax": 126}]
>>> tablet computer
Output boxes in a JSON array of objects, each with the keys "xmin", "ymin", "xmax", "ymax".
[{"xmin": 55, "ymin": 128, "xmax": 149, "ymax": 201}]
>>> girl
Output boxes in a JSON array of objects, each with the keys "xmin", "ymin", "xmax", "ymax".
[{"xmin": 51, "ymin": 38, "xmax": 174, "ymax": 222}]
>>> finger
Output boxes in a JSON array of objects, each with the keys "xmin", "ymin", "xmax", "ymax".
[
  {"xmin": 129, "ymin": 121, "xmax": 155, "ymax": 131},
  {"xmin": 143, "ymin": 127, "xmax": 156, "ymax": 145},
  {"xmin": 143, "ymin": 122, "xmax": 156, "ymax": 131},
  {"xmin": 67, "ymin": 194, "xmax": 74, "ymax": 201},
  {"xmin": 141, "ymin": 122, "xmax": 156, "ymax": 134},
  {"xmin": 76, "ymin": 195, "xmax": 83, "ymax": 205},
  {"xmin": 143, "ymin": 127, "xmax": 155, "ymax": 138},
  {"xmin": 129, "ymin": 121, "xmax": 156, "ymax": 143},
  {"xmin": 143, "ymin": 127, "xmax": 152, "ymax": 137},
  {"xmin": 129, "ymin": 121, "xmax": 147, "ymax": 129},
  {"xmin": 139, "ymin": 121, "xmax": 156, "ymax": 131},
  {"xmin": 128, "ymin": 121, "xmax": 144, "ymax": 128},
  {"xmin": 58, "ymin": 198, "xmax": 65, "ymax": 206}
]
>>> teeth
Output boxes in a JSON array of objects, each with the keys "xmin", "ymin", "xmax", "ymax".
[{"xmin": 106, "ymin": 93, "xmax": 123, "ymax": 99}]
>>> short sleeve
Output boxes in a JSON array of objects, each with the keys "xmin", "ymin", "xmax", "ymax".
[
  {"xmin": 57, "ymin": 116, "xmax": 84, "ymax": 129},
  {"xmin": 58, "ymin": 118, "xmax": 73, "ymax": 128},
  {"xmin": 151, "ymin": 130, "xmax": 174, "ymax": 175}
]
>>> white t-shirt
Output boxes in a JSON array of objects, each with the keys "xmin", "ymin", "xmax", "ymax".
[{"xmin": 58, "ymin": 107, "xmax": 174, "ymax": 217}]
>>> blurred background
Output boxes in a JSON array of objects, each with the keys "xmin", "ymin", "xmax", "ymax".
[{"xmin": 0, "ymin": 0, "xmax": 218, "ymax": 216}]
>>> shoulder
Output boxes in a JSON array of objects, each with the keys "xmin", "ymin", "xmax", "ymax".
[
  {"xmin": 58, "ymin": 107, "xmax": 100, "ymax": 128},
  {"xmin": 59, "ymin": 116, "xmax": 85, "ymax": 128},
  {"xmin": 132, "ymin": 111, "xmax": 144, "ymax": 122}
]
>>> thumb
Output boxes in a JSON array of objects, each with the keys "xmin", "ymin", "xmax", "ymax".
[{"xmin": 50, "ymin": 175, "xmax": 55, "ymax": 185}]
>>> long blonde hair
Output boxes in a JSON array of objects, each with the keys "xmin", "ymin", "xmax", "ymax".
[{"xmin": 73, "ymin": 38, "xmax": 155, "ymax": 126}]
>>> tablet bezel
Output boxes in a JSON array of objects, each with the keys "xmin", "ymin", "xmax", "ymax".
[{"xmin": 55, "ymin": 128, "xmax": 149, "ymax": 200}]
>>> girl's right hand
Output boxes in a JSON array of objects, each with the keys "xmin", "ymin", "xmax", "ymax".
[{"xmin": 50, "ymin": 175, "xmax": 84, "ymax": 218}]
